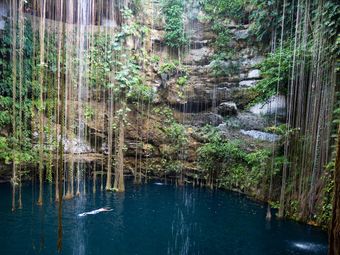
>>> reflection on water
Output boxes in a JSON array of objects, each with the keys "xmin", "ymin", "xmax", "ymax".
[
  {"xmin": 168, "ymin": 189, "xmax": 199, "ymax": 255},
  {"xmin": 291, "ymin": 242, "xmax": 328, "ymax": 253},
  {"xmin": 0, "ymin": 179, "xmax": 328, "ymax": 255},
  {"xmin": 73, "ymin": 196, "xmax": 86, "ymax": 255}
]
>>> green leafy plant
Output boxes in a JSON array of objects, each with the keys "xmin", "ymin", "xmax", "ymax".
[
  {"xmin": 162, "ymin": 0, "xmax": 188, "ymax": 49},
  {"xmin": 202, "ymin": 0, "xmax": 248, "ymax": 23},
  {"xmin": 84, "ymin": 105, "xmax": 95, "ymax": 120},
  {"xmin": 159, "ymin": 60, "xmax": 182, "ymax": 75},
  {"xmin": 177, "ymin": 75, "xmax": 188, "ymax": 86},
  {"xmin": 248, "ymin": 45, "xmax": 295, "ymax": 104}
]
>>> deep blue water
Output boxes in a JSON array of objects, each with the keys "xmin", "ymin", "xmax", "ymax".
[{"xmin": 0, "ymin": 180, "xmax": 328, "ymax": 255}]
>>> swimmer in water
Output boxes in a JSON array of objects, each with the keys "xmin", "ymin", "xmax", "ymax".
[
  {"xmin": 154, "ymin": 182, "xmax": 165, "ymax": 186},
  {"xmin": 78, "ymin": 207, "xmax": 113, "ymax": 217}
]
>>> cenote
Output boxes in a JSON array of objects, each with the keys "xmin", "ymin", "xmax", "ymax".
[{"xmin": 0, "ymin": 179, "xmax": 328, "ymax": 255}]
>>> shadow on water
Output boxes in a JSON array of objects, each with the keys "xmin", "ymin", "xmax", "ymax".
[{"xmin": 0, "ymin": 179, "xmax": 329, "ymax": 255}]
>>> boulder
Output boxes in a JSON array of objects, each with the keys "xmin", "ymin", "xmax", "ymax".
[
  {"xmin": 224, "ymin": 112, "xmax": 271, "ymax": 130},
  {"xmin": 233, "ymin": 29, "xmax": 249, "ymax": 40},
  {"xmin": 249, "ymin": 95, "xmax": 286, "ymax": 117},
  {"xmin": 239, "ymin": 80, "xmax": 258, "ymax": 87},
  {"xmin": 217, "ymin": 102, "xmax": 238, "ymax": 116},
  {"xmin": 182, "ymin": 113, "xmax": 224, "ymax": 127},
  {"xmin": 247, "ymin": 69, "xmax": 261, "ymax": 79},
  {"xmin": 240, "ymin": 130, "xmax": 280, "ymax": 142}
]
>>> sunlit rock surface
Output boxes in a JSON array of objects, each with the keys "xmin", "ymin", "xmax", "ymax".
[
  {"xmin": 247, "ymin": 69, "xmax": 261, "ymax": 79},
  {"xmin": 239, "ymin": 79, "xmax": 258, "ymax": 87},
  {"xmin": 250, "ymin": 95, "xmax": 286, "ymax": 117},
  {"xmin": 240, "ymin": 129, "xmax": 280, "ymax": 142}
]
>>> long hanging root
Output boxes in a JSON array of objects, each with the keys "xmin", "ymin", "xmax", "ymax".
[{"xmin": 266, "ymin": 204, "xmax": 272, "ymax": 221}]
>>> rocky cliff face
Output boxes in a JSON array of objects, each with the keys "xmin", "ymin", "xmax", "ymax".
[
  {"xmin": 65, "ymin": 1, "xmax": 285, "ymax": 181},
  {"xmin": 89, "ymin": 1, "xmax": 283, "ymax": 186},
  {"xmin": 145, "ymin": 2, "xmax": 282, "ymax": 137}
]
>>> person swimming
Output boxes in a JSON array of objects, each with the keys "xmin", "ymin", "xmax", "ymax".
[
  {"xmin": 78, "ymin": 207, "xmax": 113, "ymax": 217},
  {"xmin": 154, "ymin": 182, "xmax": 165, "ymax": 186}
]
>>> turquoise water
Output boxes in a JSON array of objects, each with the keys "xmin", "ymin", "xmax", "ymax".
[{"xmin": 0, "ymin": 180, "xmax": 328, "ymax": 255}]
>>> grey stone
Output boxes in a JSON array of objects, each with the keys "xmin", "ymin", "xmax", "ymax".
[
  {"xmin": 224, "ymin": 112, "xmax": 269, "ymax": 130},
  {"xmin": 217, "ymin": 102, "xmax": 238, "ymax": 116},
  {"xmin": 234, "ymin": 29, "xmax": 249, "ymax": 40},
  {"xmin": 182, "ymin": 113, "xmax": 223, "ymax": 127},
  {"xmin": 240, "ymin": 130, "xmax": 280, "ymax": 142},
  {"xmin": 249, "ymin": 95, "xmax": 286, "ymax": 117},
  {"xmin": 239, "ymin": 80, "xmax": 258, "ymax": 87},
  {"xmin": 247, "ymin": 69, "xmax": 261, "ymax": 79}
]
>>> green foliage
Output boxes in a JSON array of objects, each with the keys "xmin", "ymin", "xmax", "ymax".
[
  {"xmin": 249, "ymin": 0, "xmax": 339, "ymax": 48},
  {"xmin": 0, "ymin": 135, "xmax": 37, "ymax": 165},
  {"xmin": 313, "ymin": 1, "xmax": 340, "ymax": 55},
  {"xmin": 161, "ymin": 121, "xmax": 188, "ymax": 174},
  {"xmin": 129, "ymin": 83, "xmax": 154, "ymax": 103},
  {"xmin": 150, "ymin": 55, "xmax": 160, "ymax": 64},
  {"xmin": 211, "ymin": 23, "xmax": 234, "ymax": 55},
  {"xmin": 197, "ymin": 128, "xmax": 245, "ymax": 184},
  {"xmin": 201, "ymin": 0, "xmax": 248, "ymax": 62},
  {"xmin": 162, "ymin": 0, "xmax": 188, "ymax": 49},
  {"xmin": 160, "ymin": 158, "xmax": 183, "ymax": 175},
  {"xmin": 114, "ymin": 60, "xmax": 141, "ymax": 93},
  {"xmin": 249, "ymin": 0, "xmax": 286, "ymax": 42},
  {"xmin": 249, "ymin": 45, "xmax": 294, "ymax": 104},
  {"xmin": 0, "ymin": 96, "xmax": 12, "ymax": 128},
  {"xmin": 265, "ymin": 124, "xmax": 288, "ymax": 136},
  {"xmin": 152, "ymin": 105, "xmax": 174, "ymax": 120},
  {"xmin": 84, "ymin": 105, "xmax": 95, "ymax": 120},
  {"xmin": 158, "ymin": 60, "xmax": 185, "ymax": 75},
  {"xmin": 197, "ymin": 126, "xmax": 283, "ymax": 191},
  {"xmin": 315, "ymin": 161, "xmax": 334, "ymax": 226},
  {"xmin": 202, "ymin": 0, "xmax": 248, "ymax": 23},
  {"xmin": 176, "ymin": 75, "xmax": 188, "ymax": 87},
  {"xmin": 0, "ymin": 137, "xmax": 10, "ymax": 163},
  {"xmin": 88, "ymin": 12, "xmax": 154, "ymax": 121},
  {"xmin": 164, "ymin": 122, "xmax": 188, "ymax": 150},
  {"xmin": 210, "ymin": 59, "xmax": 240, "ymax": 77},
  {"xmin": 88, "ymin": 34, "xmax": 115, "ymax": 89},
  {"xmin": 0, "ymin": 17, "xmax": 38, "ymax": 166}
]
